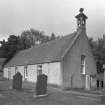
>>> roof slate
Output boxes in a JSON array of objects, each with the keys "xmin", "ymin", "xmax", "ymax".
[{"xmin": 5, "ymin": 31, "xmax": 80, "ymax": 67}]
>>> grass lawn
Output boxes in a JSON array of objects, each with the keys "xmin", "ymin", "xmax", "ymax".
[{"xmin": 0, "ymin": 78, "xmax": 104, "ymax": 105}]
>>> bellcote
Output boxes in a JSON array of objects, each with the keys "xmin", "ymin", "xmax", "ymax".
[{"xmin": 75, "ymin": 8, "xmax": 88, "ymax": 30}]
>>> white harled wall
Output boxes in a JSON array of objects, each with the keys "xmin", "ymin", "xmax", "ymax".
[
  {"xmin": 48, "ymin": 62, "xmax": 62, "ymax": 85},
  {"xmin": 10, "ymin": 67, "xmax": 15, "ymax": 79},
  {"xmin": 27, "ymin": 65, "xmax": 37, "ymax": 82},
  {"xmin": 3, "ymin": 62, "xmax": 62, "ymax": 86},
  {"xmin": 3, "ymin": 68, "xmax": 8, "ymax": 78},
  {"xmin": 17, "ymin": 66, "xmax": 24, "ymax": 80}
]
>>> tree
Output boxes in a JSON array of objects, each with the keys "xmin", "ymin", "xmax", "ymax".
[
  {"xmin": 0, "ymin": 28, "xmax": 60, "ymax": 63},
  {"xmin": 20, "ymin": 28, "xmax": 53, "ymax": 48},
  {"xmin": 88, "ymin": 35, "xmax": 105, "ymax": 73},
  {"xmin": 0, "ymin": 35, "xmax": 19, "ymax": 61},
  {"xmin": 50, "ymin": 33, "xmax": 56, "ymax": 40}
]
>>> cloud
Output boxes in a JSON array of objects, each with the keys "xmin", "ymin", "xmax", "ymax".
[{"xmin": 0, "ymin": 0, "xmax": 104, "ymax": 41}]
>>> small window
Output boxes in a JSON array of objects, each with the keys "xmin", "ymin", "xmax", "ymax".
[
  {"xmin": 24, "ymin": 65, "xmax": 28, "ymax": 79},
  {"xmin": 8, "ymin": 67, "xmax": 11, "ymax": 79},
  {"xmin": 80, "ymin": 55, "xmax": 86, "ymax": 74},
  {"xmin": 37, "ymin": 64, "xmax": 42, "ymax": 76},
  {"xmin": 15, "ymin": 66, "xmax": 18, "ymax": 74}
]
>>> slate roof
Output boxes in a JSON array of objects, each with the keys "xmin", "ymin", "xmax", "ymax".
[{"xmin": 5, "ymin": 30, "xmax": 82, "ymax": 67}]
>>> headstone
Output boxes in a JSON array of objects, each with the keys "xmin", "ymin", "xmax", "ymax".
[
  {"xmin": 100, "ymin": 96, "xmax": 105, "ymax": 103},
  {"xmin": 36, "ymin": 74, "xmax": 47, "ymax": 95},
  {"xmin": 13, "ymin": 72, "xmax": 22, "ymax": 90}
]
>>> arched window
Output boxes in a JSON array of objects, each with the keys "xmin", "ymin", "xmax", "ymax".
[{"xmin": 81, "ymin": 55, "xmax": 86, "ymax": 74}]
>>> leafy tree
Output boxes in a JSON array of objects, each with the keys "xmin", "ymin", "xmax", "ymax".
[
  {"xmin": 0, "ymin": 35, "xmax": 19, "ymax": 62},
  {"xmin": 88, "ymin": 35, "xmax": 105, "ymax": 73},
  {"xmin": 0, "ymin": 28, "xmax": 60, "ymax": 63},
  {"xmin": 20, "ymin": 29, "xmax": 58, "ymax": 48},
  {"xmin": 50, "ymin": 33, "xmax": 56, "ymax": 40},
  {"xmin": 21, "ymin": 29, "xmax": 45, "ymax": 48}
]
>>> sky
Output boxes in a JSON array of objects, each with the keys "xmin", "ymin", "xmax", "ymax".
[{"xmin": 0, "ymin": 0, "xmax": 105, "ymax": 41}]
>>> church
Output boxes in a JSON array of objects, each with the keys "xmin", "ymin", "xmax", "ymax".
[{"xmin": 3, "ymin": 8, "xmax": 97, "ymax": 90}]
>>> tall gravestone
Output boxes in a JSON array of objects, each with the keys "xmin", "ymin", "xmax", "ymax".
[
  {"xmin": 13, "ymin": 72, "xmax": 22, "ymax": 90},
  {"xmin": 36, "ymin": 74, "xmax": 48, "ymax": 95}
]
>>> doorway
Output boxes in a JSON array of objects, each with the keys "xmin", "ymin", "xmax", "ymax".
[{"xmin": 85, "ymin": 75, "xmax": 90, "ymax": 90}]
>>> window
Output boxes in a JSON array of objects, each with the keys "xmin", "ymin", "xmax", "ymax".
[
  {"xmin": 8, "ymin": 67, "xmax": 11, "ymax": 79},
  {"xmin": 24, "ymin": 65, "xmax": 28, "ymax": 80},
  {"xmin": 80, "ymin": 55, "xmax": 86, "ymax": 74},
  {"xmin": 37, "ymin": 64, "xmax": 42, "ymax": 76},
  {"xmin": 15, "ymin": 66, "xmax": 18, "ymax": 74}
]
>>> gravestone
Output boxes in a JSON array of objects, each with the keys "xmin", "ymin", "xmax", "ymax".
[
  {"xmin": 13, "ymin": 72, "xmax": 22, "ymax": 90},
  {"xmin": 36, "ymin": 74, "xmax": 48, "ymax": 95},
  {"xmin": 100, "ymin": 96, "xmax": 105, "ymax": 104}
]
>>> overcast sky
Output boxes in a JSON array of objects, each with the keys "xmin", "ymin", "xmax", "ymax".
[{"xmin": 0, "ymin": 0, "xmax": 105, "ymax": 40}]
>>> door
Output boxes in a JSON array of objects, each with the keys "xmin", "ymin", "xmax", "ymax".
[
  {"xmin": 81, "ymin": 74, "xmax": 86, "ymax": 88},
  {"xmin": 85, "ymin": 75, "xmax": 90, "ymax": 90}
]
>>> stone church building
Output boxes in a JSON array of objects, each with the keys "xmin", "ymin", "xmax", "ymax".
[{"xmin": 3, "ymin": 9, "xmax": 97, "ymax": 90}]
